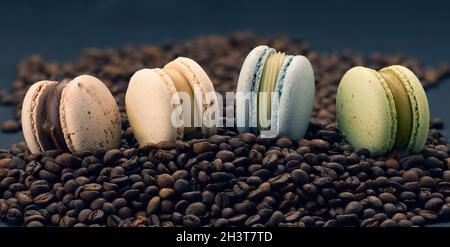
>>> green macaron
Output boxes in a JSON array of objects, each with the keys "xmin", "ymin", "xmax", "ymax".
[{"xmin": 336, "ymin": 65, "xmax": 430, "ymax": 157}]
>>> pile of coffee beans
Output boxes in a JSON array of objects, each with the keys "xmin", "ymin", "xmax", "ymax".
[{"xmin": 0, "ymin": 32, "xmax": 450, "ymax": 227}]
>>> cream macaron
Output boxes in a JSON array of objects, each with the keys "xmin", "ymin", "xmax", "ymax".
[
  {"xmin": 21, "ymin": 75, "xmax": 122, "ymax": 153},
  {"xmin": 125, "ymin": 57, "xmax": 219, "ymax": 144}
]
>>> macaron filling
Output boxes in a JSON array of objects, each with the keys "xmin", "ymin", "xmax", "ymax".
[
  {"xmin": 163, "ymin": 68, "xmax": 198, "ymax": 135},
  {"xmin": 379, "ymin": 71, "xmax": 413, "ymax": 148},
  {"xmin": 40, "ymin": 80, "xmax": 69, "ymax": 151},
  {"xmin": 257, "ymin": 52, "xmax": 286, "ymax": 130}
]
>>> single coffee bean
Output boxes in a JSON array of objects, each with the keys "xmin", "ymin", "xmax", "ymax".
[
  {"xmin": 30, "ymin": 180, "xmax": 51, "ymax": 196},
  {"xmin": 156, "ymin": 174, "xmax": 174, "ymax": 188},
  {"xmin": 380, "ymin": 219, "xmax": 398, "ymax": 227},
  {"xmin": 146, "ymin": 196, "xmax": 161, "ymax": 214},
  {"xmin": 16, "ymin": 191, "xmax": 33, "ymax": 206},
  {"xmin": 34, "ymin": 192, "xmax": 55, "ymax": 206},
  {"xmin": 106, "ymin": 215, "xmax": 122, "ymax": 227},
  {"xmin": 159, "ymin": 188, "xmax": 174, "ymax": 199},
  {"xmin": 291, "ymin": 169, "xmax": 309, "ymax": 186},
  {"xmin": 26, "ymin": 221, "xmax": 44, "ymax": 227},
  {"xmin": 216, "ymin": 150, "xmax": 235, "ymax": 162},
  {"xmin": 88, "ymin": 209, "xmax": 105, "ymax": 224},
  {"xmin": 367, "ymin": 196, "xmax": 383, "ymax": 208},
  {"xmin": 410, "ymin": 215, "xmax": 426, "ymax": 226},
  {"xmin": 424, "ymin": 198, "xmax": 444, "ymax": 211},
  {"xmin": 182, "ymin": 191, "xmax": 202, "ymax": 202},
  {"xmin": 78, "ymin": 209, "xmax": 92, "ymax": 223},
  {"xmin": 262, "ymin": 153, "xmax": 279, "ymax": 169},
  {"xmin": 103, "ymin": 149, "xmax": 123, "ymax": 164},
  {"xmin": 379, "ymin": 193, "xmax": 398, "ymax": 204},
  {"xmin": 185, "ymin": 202, "xmax": 206, "ymax": 216},
  {"xmin": 345, "ymin": 201, "xmax": 364, "ymax": 214},
  {"xmin": 183, "ymin": 215, "xmax": 201, "ymax": 227},
  {"xmin": 55, "ymin": 153, "xmax": 82, "ymax": 168}
]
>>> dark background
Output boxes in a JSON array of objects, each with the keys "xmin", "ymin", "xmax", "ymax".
[{"xmin": 0, "ymin": 0, "xmax": 449, "ymax": 226}]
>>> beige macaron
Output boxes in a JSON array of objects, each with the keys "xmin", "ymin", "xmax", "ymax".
[
  {"xmin": 21, "ymin": 75, "xmax": 122, "ymax": 153},
  {"xmin": 125, "ymin": 57, "xmax": 219, "ymax": 144}
]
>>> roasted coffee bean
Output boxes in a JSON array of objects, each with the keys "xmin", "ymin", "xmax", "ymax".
[
  {"xmin": 26, "ymin": 221, "xmax": 44, "ymax": 227},
  {"xmin": 228, "ymin": 214, "xmax": 248, "ymax": 225},
  {"xmin": 24, "ymin": 210, "xmax": 46, "ymax": 223},
  {"xmin": 6, "ymin": 208, "xmax": 23, "ymax": 225},
  {"xmin": 262, "ymin": 153, "xmax": 279, "ymax": 169},
  {"xmin": 291, "ymin": 169, "xmax": 309, "ymax": 186},
  {"xmin": 55, "ymin": 153, "xmax": 82, "ymax": 168},
  {"xmin": 193, "ymin": 141, "xmax": 214, "ymax": 154},
  {"xmin": 270, "ymin": 174, "xmax": 289, "ymax": 189},
  {"xmin": 156, "ymin": 174, "xmax": 174, "ymax": 188},
  {"xmin": 185, "ymin": 202, "xmax": 206, "ymax": 216},
  {"xmin": 88, "ymin": 209, "xmax": 105, "ymax": 223},
  {"xmin": 411, "ymin": 215, "xmax": 426, "ymax": 226},
  {"xmin": 266, "ymin": 211, "xmax": 284, "ymax": 227},
  {"xmin": 380, "ymin": 219, "xmax": 398, "ymax": 227},
  {"xmin": 173, "ymin": 179, "xmax": 190, "ymax": 194},
  {"xmin": 16, "ymin": 191, "xmax": 33, "ymax": 206},
  {"xmin": 34, "ymin": 192, "xmax": 55, "ymax": 206},
  {"xmin": 59, "ymin": 216, "xmax": 77, "ymax": 227},
  {"xmin": 118, "ymin": 207, "xmax": 132, "ymax": 219},
  {"xmin": 216, "ymin": 150, "xmax": 235, "ymax": 162},
  {"xmin": 146, "ymin": 196, "xmax": 160, "ymax": 214},
  {"xmin": 336, "ymin": 214, "xmax": 358, "ymax": 225},
  {"xmin": 182, "ymin": 191, "xmax": 202, "ymax": 202},
  {"xmin": 310, "ymin": 139, "xmax": 330, "ymax": 152},
  {"xmin": 183, "ymin": 215, "xmax": 201, "ymax": 227},
  {"xmin": 80, "ymin": 191, "xmax": 101, "ymax": 202},
  {"xmin": 367, "ymin": 196, "xmax": 383, "ymax": 208},
  {"xmin": 424, "ymin": 198, "xmax": 444, "ymax": 211},
  {"xmin": 78, "ymin": 209, "xmax": 92, "ymax": 223},
  {"xmin": 345, "ymin": 201, "xmax": 364, "ymax": 214},
  {"xmin": 103, "ymin": 149, "xmax": 123, "ymax": 164},
  {"xmin": 379, "ymin": 193, "xmax": 397, "ymax": 204},
  {"xmin": 157, "ymin": 188, "xmax": 173, "ymax": 199}
]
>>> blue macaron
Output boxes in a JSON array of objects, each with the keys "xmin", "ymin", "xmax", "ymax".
[{"xmin": 236, "ymin": 45, "xmax": 315, "ymax": 140}]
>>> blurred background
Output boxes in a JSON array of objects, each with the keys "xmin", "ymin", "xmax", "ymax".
[{"xmin": 1, "ymin": 0, "xmax": 450, "ymax": 146}]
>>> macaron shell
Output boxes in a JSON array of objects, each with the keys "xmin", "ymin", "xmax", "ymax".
[
  {"xmin": 165, "ymin": 57, "xmax": 219, "ymax": 135},
  {"xmin": 60, "ymin": 75, "xmax": 121, "ymax": 152},
  {"xmin": 382, "ymin": 65, "xmax": 429, "ymax": 153},
  {"xmin": 21, "ymin": 80, "xmax": 57, "ymax": 153},
  {"xmin": 336, "ymin": 66, "xmax": 397, "ymax": 156},
  {"xmin": 126, "ymin": 69, "xmax": 182, "ymax": 144},
  {"xmin": 271, "ymin": 55, "xmax": 314, "ymax": 140},
  {"xmin": 236, "ymin": 45, "xmax": 273, "ymax": 133}
]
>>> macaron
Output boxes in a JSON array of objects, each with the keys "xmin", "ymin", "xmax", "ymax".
[
  {"xmin": 336, "ymin": 65, "xmax": 430, "ymax": 156},
  {"xmin": 236, "ymin": 45, "xmax": 315, "ymax": 139},
  {"xmin": 21, "ymin": 75, "xmax": 122, "ymax": 153},
  {"xmin": 125, "ymin": 57, "xmax": 219, "ymax": 144}
]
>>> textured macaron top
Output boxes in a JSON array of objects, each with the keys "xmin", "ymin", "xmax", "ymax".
[
  {"xmin": 236, "ymin": 45, "xmax": 314, "ymax": 140},
  {"xmin": 60, "ymin": 75, "xmax": 122, "ymax": 152},
  {"xmin": 337, "ymin": 65, "xmax": 429, "ymax": 156},
  {"xmin": 126, "ymin": 68, "xmax": 183, "ymax": 144}
]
